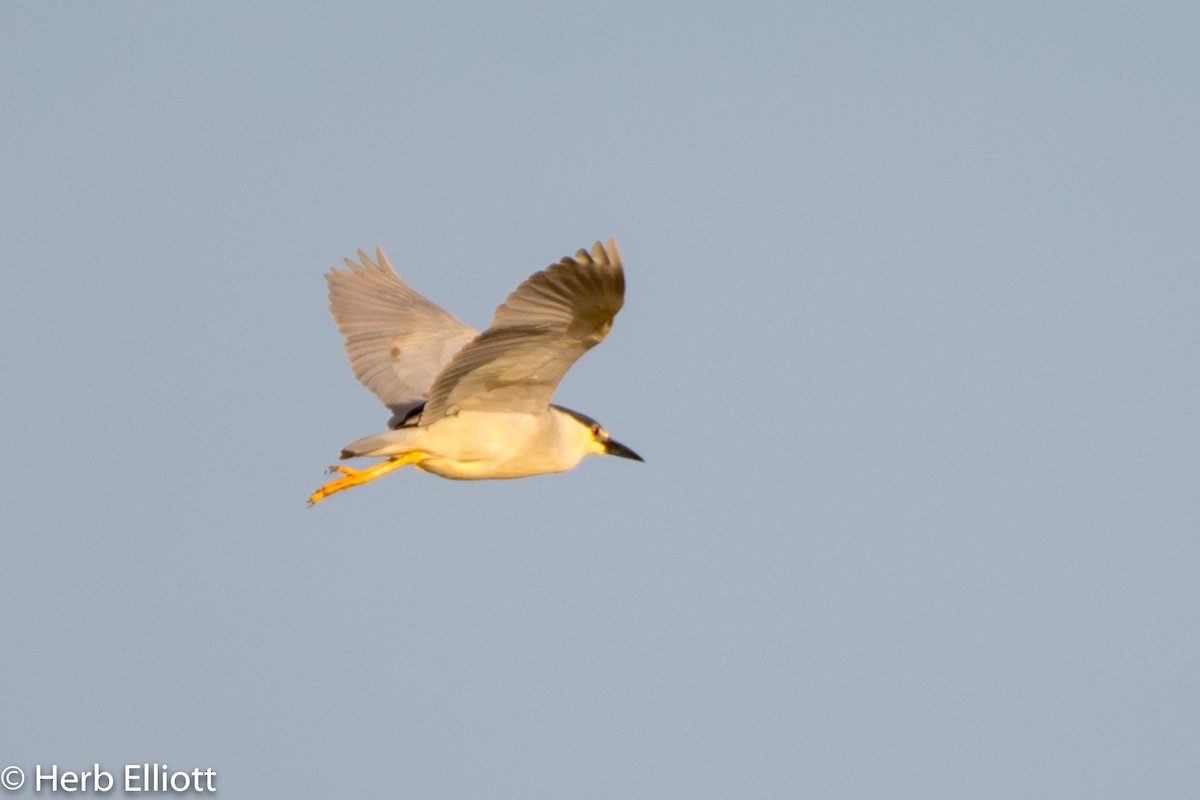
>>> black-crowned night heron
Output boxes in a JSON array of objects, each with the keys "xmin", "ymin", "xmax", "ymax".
[{"xmin": 309, "ymin": 239, "xmax": 642, "ymax": 505}]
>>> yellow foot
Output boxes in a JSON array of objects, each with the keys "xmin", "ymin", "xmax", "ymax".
[{"xmin": 308, "ymin": 453, "xmax": 424, "ymax": 506}]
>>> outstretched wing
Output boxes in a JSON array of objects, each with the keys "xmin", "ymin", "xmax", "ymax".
[
  {"xmin": 326, "ymin": 248, "xmax": 478, "ymax": 426},
  {"xmin": 420, "ymin": 239, "xmax": 625, "ymax": 423}
]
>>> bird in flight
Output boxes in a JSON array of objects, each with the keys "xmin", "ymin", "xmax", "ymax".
[{"xmin": 309, "ymin": 238, "xmax": 642, "ymax": 505}]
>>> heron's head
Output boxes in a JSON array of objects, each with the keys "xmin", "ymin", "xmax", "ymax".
[{"xmin": 555, "ymin": 406, "xmax": 643, "ymax": 463}]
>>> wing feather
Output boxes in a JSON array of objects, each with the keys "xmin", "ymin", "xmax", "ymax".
[
  {"xmin": 420, "ymin": 239, "xmax": 625, "ymax": 422},
  {"xmin": 326, "ymin": 248, "xmax": 477, "ymax": 426}
]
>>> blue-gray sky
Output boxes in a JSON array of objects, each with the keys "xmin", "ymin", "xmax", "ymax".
[{"xmin": 2, "ymin": 2, "xmax": 1198, "ymax": 797}]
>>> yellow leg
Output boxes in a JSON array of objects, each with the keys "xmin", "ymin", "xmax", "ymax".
[{"xmin": 308, "ymin": 452, "xmax": 425, "ymax": 506}]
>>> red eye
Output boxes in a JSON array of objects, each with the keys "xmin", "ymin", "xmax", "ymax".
[{"xmin": 591, "ymin": 424, "xmax": 602, "ymax": 436}]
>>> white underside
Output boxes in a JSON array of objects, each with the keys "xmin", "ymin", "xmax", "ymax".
[{"xmin": 343, "ymin": 409, "xmax": 595, "ymax": 480}]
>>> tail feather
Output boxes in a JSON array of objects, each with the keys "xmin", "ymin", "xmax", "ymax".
[{"xmin": 339, "ymin": 430, "xmax": 413, "ymax": 459}]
